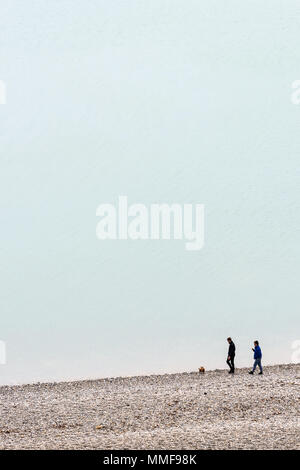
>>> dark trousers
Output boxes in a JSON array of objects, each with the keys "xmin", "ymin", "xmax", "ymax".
[
  {"xmin": 227, "ymin": 356, "xmax": 235, "ymax": 373},
  {"xmin": 252, "ymin": 358, "xmax": 263, "ymax": 373}
]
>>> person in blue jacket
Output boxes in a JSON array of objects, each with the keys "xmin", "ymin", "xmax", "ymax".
[{"xmin": 249, "ymin": 340, "xmax": 263, "ymax": 375}]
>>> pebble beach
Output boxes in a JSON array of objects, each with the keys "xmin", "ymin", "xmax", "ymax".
[{"xmin": 0, "ymin": 364, "xmax": 299, "ymax": 450}]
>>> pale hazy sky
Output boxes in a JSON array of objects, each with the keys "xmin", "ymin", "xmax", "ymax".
[{"xmin": 1, "ymin": 0, "xmax": 300, "ymax": 384}]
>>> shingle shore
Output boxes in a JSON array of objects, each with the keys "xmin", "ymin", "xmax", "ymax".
[{"xmin": 0, "ymin": 364, "xmax": 299, "ymax": 449}]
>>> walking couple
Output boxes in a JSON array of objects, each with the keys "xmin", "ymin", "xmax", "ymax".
[{"xmin": 226, "ymin": 337, "xmax": 263, "ymax": 375}]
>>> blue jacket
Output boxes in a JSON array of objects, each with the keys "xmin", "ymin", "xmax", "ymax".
[{"xmin": 254, "ymin": 345, "xmax": 262, "ymax": 359}]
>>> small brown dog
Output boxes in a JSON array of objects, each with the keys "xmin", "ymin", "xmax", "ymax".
[{"xmin": 198, "ymin": 367, "xmax": 205, "ymax": 374}]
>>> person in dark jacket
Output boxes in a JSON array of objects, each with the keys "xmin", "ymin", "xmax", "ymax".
[
  {"xmin": 249, "ymin": 340, "xmax": 263, "ymax": 375},
  {"xmin": 226, "ymin": 337, "xmax": 235, "ymax": 374}
]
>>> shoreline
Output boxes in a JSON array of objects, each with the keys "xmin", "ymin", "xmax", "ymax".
[{"xmin": 0, "ymin": 362, "xmax": 295, "ymax": 390}]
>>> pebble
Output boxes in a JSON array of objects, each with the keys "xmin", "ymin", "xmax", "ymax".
[{"xmin": 0, "ymin": 364, "xmax": 299, "ymax": 449}]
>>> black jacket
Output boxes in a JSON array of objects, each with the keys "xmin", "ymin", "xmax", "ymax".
[{"xmin": 228, "ymin": 341, "xmax": 235, "ymax": 358}]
